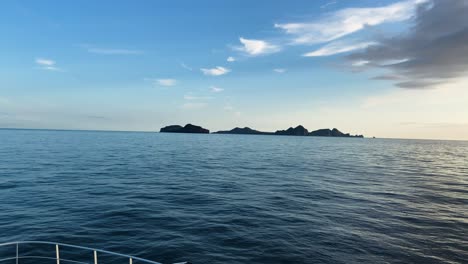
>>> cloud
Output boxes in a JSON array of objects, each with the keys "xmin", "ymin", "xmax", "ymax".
[
  {"xmin": 181, "ymin": 62, "xmax": 193, "ymax": 71},
  {"xmin": 223, "ymin": 104, "xmax": 234, "ymax": 111},
  {"xmin": 0, "ymin": 97, "xmax": 10, "ymax": 106},
  {"xmin": 156, "ymin": 79, "xmax": 177, "ymax": 86},
  {"xmin": 210, "ymin": 86, "xmax": 224, "ymax": 92},
  {"xmin": 35, "ymin": 58, "xmax": 62, "ymax": 71},
  {"xmin": 348, "ymin": 0, "xmax": 468, "ymax": 89},
  {"xmin": 351, "ymin": 60, "xmax": 370, "ymax": 67},
  {"xmin": 273, "ymin": 68, "xmax": 287, "ymax": 73},
  {"xmin": 371, "ymin": 74, "xmax": 404, "ymax": 80},
  {"xmin": 200, "ymin": 66, "xmax": 230, "ymax": 76},
  {"xmin": 223, "ymin": 104, "xmax": 241, "ymax": 116},
  {"xmin": 399, "ymin": 121, "xmax": 468, "ymax": 128},
  {"xmin": 181, "ymin": 102, "xmax": 206, "ymax": 109},
  {"xmin": 227, "ymin": 56, "xmax": 236, "ymax": 62},
  {"xmin": 86, "ymin": 48, "xmax": 143, "ymax": 55},
  {"xmin": 184, "ymin": 94, "xmax": 213, "ymax": 100},
  {"xmin": 36, "ymin": 58, "xmax": 54, "ymax": 66},
  {"xmin": 275, "ymin": 0, "xmax": 425, "ymax": 44},
  {"xmin": 236, "ymin": 37, "xmax": 280, "ymax": 56},
  {"xmin": 321, "ymin": 1, "xmax": 338, "ymax": 9},
  {"xmin": 304, "ymin": 41, "xmax": 376, "ymax": 57}
]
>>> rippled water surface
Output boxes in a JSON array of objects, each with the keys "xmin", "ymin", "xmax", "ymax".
[{"xmin": 0, "ymin": 129, "xmax": 467, "ymax": 264}]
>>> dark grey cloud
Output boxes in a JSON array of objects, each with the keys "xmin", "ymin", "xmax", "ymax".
[{"xmin": 348, "ymin": 0, "xmax": 468, "ymax": 89}]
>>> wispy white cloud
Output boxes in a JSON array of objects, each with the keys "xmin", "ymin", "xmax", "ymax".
[
  {"xmin": 304, "ymin": 41, "xmax": 376, "ymax": 57},
  {"xmin": 181, "ymin": 93, "xmax": 212, "ymax": 109},
  {"xmin": 321, "ymin": 1, "xmax": 338, "ymax": 9},
  {"xmin": 210, "ymin": 86, "xmax": 224, "ymax": 92},
  {"xmin": 181, "ymin": 102, "xmax": 207, "ymax": 109},
  {"xmin": 273, "ymin": 68, "xmax": 287, "ymax": 73},
  {"xmin": 36, "ymin": 58, "xmax": 54, "ymax": 66},
  {"xmin": 87, "ymin": 48, "xmax": 143, "ymax": 55},
  {"xmin": 156, "ymin": 79, "xmax": 177, "ymax": 86},
  {"xmin": 275, "ymin": 0, "xmax": 425, "ymax": 44},
  {"xmin": 184, "ymin": 94, "xmax": 213, "ymax": 100},
  {"xmin": 223, "ymin": 103, "xmax": 241, "ymax": 117},
  {"xmin": 35, "ymin": 58, "xmax": 63, "ymax": 71},
  {"xmin": 200, "ymin": 66, "xmax": 230, "ymax": 76},
  {"xmin": 351, "ymin": 60, "xmax": 370, "ymax": 67},
  {"xmin": 181, "ymin": 62, "xmax": 193, "ymax": 71},
  {"xmin": 227, "ymin": 56, "xmax": 236, "ymax": 62},
  {"xmin": 235, "ymin": 37, "xmax": 281, "ymax": 56}
]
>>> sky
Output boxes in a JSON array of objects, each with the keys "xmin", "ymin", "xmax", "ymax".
[{"xmin": 0, "ymin": 0, "xmax": 467, "ymax": 140}]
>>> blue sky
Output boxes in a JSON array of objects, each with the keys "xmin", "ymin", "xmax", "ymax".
[{"xmin": 1, "ymin": 0, "xmax": 467, "ymax": 140}]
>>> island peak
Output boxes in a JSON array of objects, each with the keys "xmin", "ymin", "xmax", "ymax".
[{"xmin": 160, "ymin": 124, "xmax": 209, "ymax": 134}]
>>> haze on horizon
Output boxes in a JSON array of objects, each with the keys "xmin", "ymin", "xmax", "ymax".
[{"xmin": 1, "ymin": 0, "xmax": 467, "ymax": 140}]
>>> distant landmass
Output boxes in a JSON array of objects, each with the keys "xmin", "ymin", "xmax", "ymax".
[
  {"xmin": 275, "ymin": 125, "xmax": 309, "ymax": 136},
  {"xmin": 160, "ymin": 124, "xmax": 209, "ymax": 134},
  {"xmin": 162, "ymin": 124, "xmax": 363, "ymax": 137},
  {"xmin": 309, "ymin": 128, "xmax": 358, "ymax": 137},
  {"xmin": 214, "ymin": 127, "xmax": 271, "ymax": 135}
]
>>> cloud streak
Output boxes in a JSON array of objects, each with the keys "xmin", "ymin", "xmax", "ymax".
[
  {"xmin": 275, "ymin": 0, "xmax": 425, "ymax": 44},
  {"xmin": 181, "ymin": 102, "xmax": 206, "ymax": 109},
  {"xmin": 236, "ymin": 37, "xmax": 280, "ymax": 56},
  {"xmin": 156, "ymin": 79, "xmax": 177, "ymax": 86},
  {"xmin": 304, "ymin": 41, "xmax": 376, "ymax": 57},
  {"xmin": 87, "ymin": 48, "xmax": 143, "ymax": 55},
  {"xmin": 35, "ymin": 58, "xmax": 62, "ymax": 71},
  {"xmin": 184, "ymin": 94, "xmax": 213, "ymax": 100},
  {"xmin": 210, "ymin": 86, "xmax": 224, "ymax": 92},
  {"xmin": 201, "ymin": 66, "xmax": 230, "ymax": 76},
  {"xmin": 181, "ymin": 62, "xmax": 193, "ymax": 71}
]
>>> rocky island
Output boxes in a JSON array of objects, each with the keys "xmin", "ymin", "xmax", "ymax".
[
  {"xmin": 214, "ymin": 125, "xmax": 363, "ymax": 137},
  {"xmin": 309, "ymin": 128, "xmax": 361, "ymax": 137},
  {"xmin": 214, "ymin": 127, "xmax": 271, "ymax": 135},
  {"xmin": 275, "ymin": 125, "xmax": 309, "ymax": 136},
  {"xmin": 160, "ymin": 124, "xmax": 209, "ymax": 134},
  {"xmin": 160, "ymin": 124, "xmax": 363, "ymax": 137}
]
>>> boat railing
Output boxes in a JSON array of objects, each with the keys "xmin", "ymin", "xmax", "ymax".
[{"xmin": 0, "ymin": 241, "xmax": 188, "ymax": 264}]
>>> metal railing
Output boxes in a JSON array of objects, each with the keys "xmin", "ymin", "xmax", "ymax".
[{"xmin": 0, "ymin": 241, "xmax": 189, "ymax": 264}]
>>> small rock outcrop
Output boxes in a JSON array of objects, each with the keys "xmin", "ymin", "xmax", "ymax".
[
  {"xmin": 275, "ymin": 125, "xmax": 309, "ymax": 136},
  {"xmin": 160, "ymin": 124, "xmax": 209, "ymax": 134}
]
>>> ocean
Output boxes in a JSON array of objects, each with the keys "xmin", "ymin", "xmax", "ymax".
[{"xmin": 0, "ymin": 129, "xmax": 467, "ymax": 263}]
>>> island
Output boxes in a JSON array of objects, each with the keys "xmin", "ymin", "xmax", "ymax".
[
  {"xmin": 213, "ymin": 127, "xmax": 271, "ymax": 135},
  {"xmin": 160, "ymin": 124, "xmax": 209, "ymax": 134},
  {"xmin": 275, "ymin": 125, "xmax": 309, "ymax": 136},
  {"xmin": 214, "ymin": 126, "xmax": 362, "ymax": 137},
  {"xmin": 309, "ymin": 128, "xmax": 363, "ymax": 138},
  {"xmin": 160, "ymin": 124, "xmax": 363, "ymax": 137}
]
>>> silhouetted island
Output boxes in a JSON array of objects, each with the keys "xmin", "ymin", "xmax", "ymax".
[
  {"xmin": 309, "ymin": 128, "xmax": 362, "ymax": 137},
  {"xmin": 214, "ymin": 127, "xmax": 271, "ymax": 135},
  {"xmin": 160, "ymin": 124, "xmax": 363, "ymax": 137},
  {"xmin": 160, "ymin": 124, "xmax": 209, "ymax": 134},
  {"xmin": 215, "ymin": 126, "xmax": 363, "ymax": 137},
  {"xmin": 275, "ymin": 125, "xmax": 309, "ymax": 136}
]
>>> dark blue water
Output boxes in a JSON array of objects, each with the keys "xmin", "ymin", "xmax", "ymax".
[{"xmin": 0, "ymin": 129, "xmax": 467, "ymax": 264}]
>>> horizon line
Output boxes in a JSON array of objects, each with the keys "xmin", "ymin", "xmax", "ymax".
[{"xmin": 1, "ymin": 127, "xmax": 467, "ymax": 142}]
